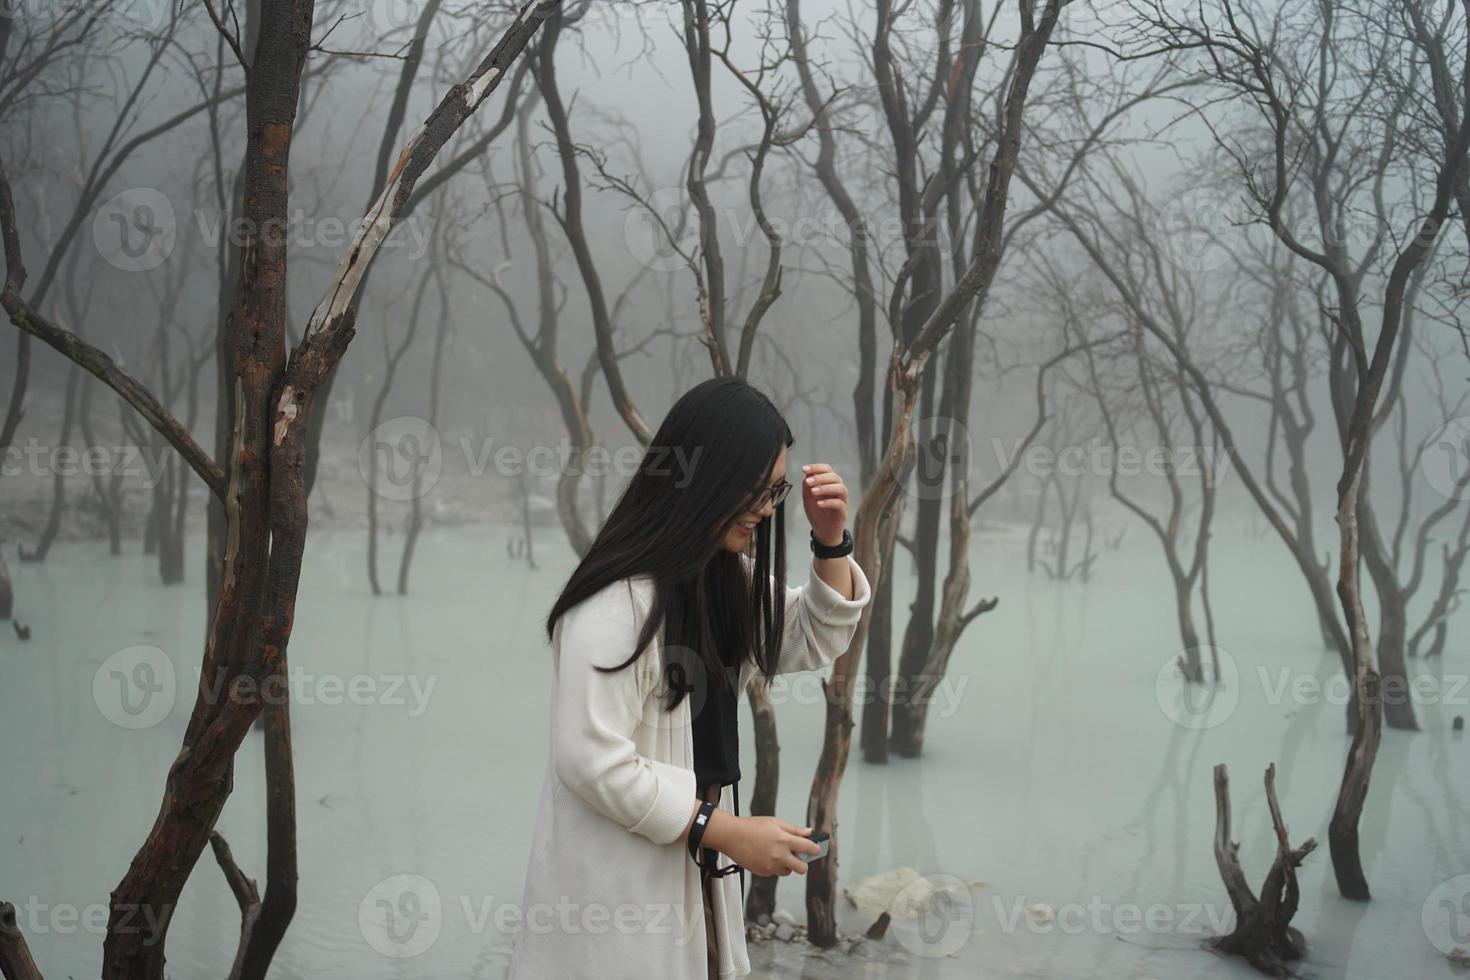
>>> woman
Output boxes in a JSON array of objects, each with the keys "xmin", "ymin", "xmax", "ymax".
[{"xmin": 506, "ymin": 377, "xmax": 873, "ymax": 979}]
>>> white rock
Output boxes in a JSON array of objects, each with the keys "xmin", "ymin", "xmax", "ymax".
[{"xmin": 843, "ymin": 867, "xmax": 983, "ymax": 919}]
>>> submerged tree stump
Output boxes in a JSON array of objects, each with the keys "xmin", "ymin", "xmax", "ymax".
[
  {"xmin": 1208, "ymin": 763, "xmax": 1317, "ymax": 978},
  {"xmin": 0, "ymin": 901, "xmax": 44, "ymax": 980}
]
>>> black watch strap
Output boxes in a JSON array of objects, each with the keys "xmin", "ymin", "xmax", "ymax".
[{"xmin": 810, "ymin": 528, "xmax": 853, "ymax": 559}]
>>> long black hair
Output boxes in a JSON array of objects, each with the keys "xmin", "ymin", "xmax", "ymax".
[{"xmin": 544, "ymin": 376, "xmax": 792, "ymax": 709}]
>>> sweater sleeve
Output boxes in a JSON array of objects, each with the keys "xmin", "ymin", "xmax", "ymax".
[
  {"xmin": 550, "ymin": 579, "xmax": 698, "ymax": 846},
  {"xmin": 743, "ymin": 552, "xmax": 873, "ymax": 676}
]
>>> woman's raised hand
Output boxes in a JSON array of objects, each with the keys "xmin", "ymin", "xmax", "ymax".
[{"xmin": 801, "ymin": 462, "xmax": 849, "ymax": 546}]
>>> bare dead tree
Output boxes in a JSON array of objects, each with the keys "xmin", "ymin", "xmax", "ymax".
[
  {"xmin": 800, "ymin": 0, "xmax": 1073, "ymax": 946},
  {"xmin": 1397, "ymin": 343, "xmax": 1470, "ymax": 659},
  {"xmin": 397, "ymin": 215, "xmax": 457, "ymax": 595},
  {"xmin": 530, "ymin": 3, "xmax": 654, "ymax": 444},
  {"xmin": 0, "ymin": 1, "xmax": 560, "ymax": 975},
  {"xmin": 1208, "ymin": 763, "xmax": 1317, "ymax": 978},
  {"xmin": 1049, "ymin": 204, "xmax": 1224, "ymax": 681},
  {"xmin": 785, "ymin": 0, "xmax": 880, "ymax": 485},
  {"xmin": 1124, "ymin": 0, "xmax": 1470, "ymax": 899},
  {"xmin": 1222, "ymin": 239, "xmax": 1340, "ymax": 650}
]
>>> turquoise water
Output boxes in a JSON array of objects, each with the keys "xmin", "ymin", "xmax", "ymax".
[{"xmin": 0, "ymin": 519, "xmax": 1465, "ymax": 978}]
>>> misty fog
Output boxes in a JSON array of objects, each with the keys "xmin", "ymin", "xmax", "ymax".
[{"xmin": 1, "ymin": 0, "xmax": 1468, "ymax": 978}]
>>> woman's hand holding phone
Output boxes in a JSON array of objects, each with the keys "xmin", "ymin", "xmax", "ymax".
[{"xmin": 699, "ymin": 810, "xmax": 823, "ymax": 876}]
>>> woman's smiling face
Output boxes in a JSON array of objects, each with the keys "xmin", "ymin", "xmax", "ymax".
[{"xmin": 719, "ymin": 445, "xmax": 787, "ymax": 553}]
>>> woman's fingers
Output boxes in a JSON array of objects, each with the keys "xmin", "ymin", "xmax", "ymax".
[{"xmin": 784, "ymin": 832, "xmax": 823, "ymax": 856}]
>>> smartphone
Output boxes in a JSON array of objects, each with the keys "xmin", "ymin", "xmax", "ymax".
[{"xmin": 800, "ymin": 830, "xmax": 830, "ymax": 862}]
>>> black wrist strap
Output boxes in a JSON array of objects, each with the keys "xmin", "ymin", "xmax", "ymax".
[
  {"xmin": 810, "ymin": 527, "xmax": 853, "ymax": 559},
  {"xmin": 687, "ymin": 799, "xmax": 717, "ymax": 862},
  {"xmin": 689, "ymin": 792, "xmax": 744, "ymax": 880}
]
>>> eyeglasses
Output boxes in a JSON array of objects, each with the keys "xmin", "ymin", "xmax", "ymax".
[{"xmin": 749, "ymin": 478, "xmax": 792, "ymax": 508}]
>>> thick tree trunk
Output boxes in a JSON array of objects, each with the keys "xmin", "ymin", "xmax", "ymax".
[
  {"xmin": 1172, "ymin": 564, "xmax": 1204, "ymax": 682},
  {"xmin": 0, "ymin": 549, "xmax": 12, "ymax": 620},
  {"xmin": 19, "ymin": 361, "xmax": 79, "ymax": 563},
  {"xmin": 101, "ymin": 5, "xmax": 314, "ymax": 975},
  {"xmin": 78, "ymin": 383, "xmax": 123, "ymax": 554},
  {"xmin": 1357, "ymin": 482, "xmax": 1418, "ymax": 730},
  {"xmin": 858, "ymin": 542, "xmax": 897, "ymax": 763},
  {"xmin": 744, "ymin": 679, "xmax": 780, "ymax": 922},
  {"xmin": 237, "ymin": 658, "xmax": 297, "ymax": 980},
  {"xmin": 889, "ymin": 363, "xmax": 946, "ymax": 757},
  {"xmin": 1327, "ymin": 467, "xmax": 1383, "ymax": 901}
]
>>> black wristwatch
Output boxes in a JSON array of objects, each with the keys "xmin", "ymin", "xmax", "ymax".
[{"xmin": 810, "ymin": 528, "xmax": 853, "ymax": 559}]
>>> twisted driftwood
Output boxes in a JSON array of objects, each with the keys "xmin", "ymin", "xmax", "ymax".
[{"xmin": 1209, "ymin": 763, "xmax": 1316, "ymax": 977}]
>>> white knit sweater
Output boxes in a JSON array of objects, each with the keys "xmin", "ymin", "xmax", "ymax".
[{"xmin": 506, "ymin": 551, "xmax": 873, "ymax": 979}]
